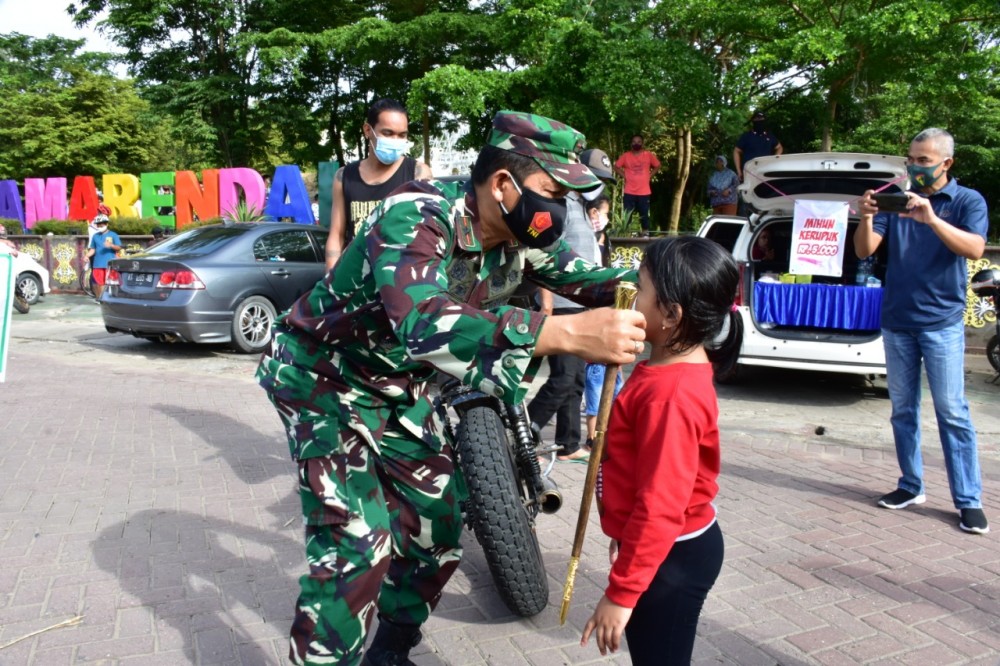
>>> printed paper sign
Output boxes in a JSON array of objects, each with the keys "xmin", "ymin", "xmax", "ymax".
[{"xmin": 790, "ymin": 199, "xmax": 848, "ymax": 277}]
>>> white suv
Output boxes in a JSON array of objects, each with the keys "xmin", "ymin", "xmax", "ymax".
[{"xmin": 697, "ymin": 152, "xmax": 907, "ymax": 377}]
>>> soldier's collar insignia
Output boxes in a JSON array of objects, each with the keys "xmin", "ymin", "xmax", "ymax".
[{"xmin": 454, "ymin": 195, "xmax": 482, "ymax": 253}]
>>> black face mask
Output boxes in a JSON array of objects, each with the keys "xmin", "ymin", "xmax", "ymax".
[
  {"xmin": 753, "ymin": 120, "xmax": 765, "ymax": 132},
  {"xmin": 499, "ymin": 173, "xmax": 567, "ymax": 250}
]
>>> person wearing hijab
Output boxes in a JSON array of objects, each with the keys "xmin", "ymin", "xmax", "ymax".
[{"xmin": 707, "ymin": 155, "xmax": 739, "ymax": 215}]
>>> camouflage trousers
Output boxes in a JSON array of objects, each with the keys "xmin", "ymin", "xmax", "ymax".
[{"xmin": 273, "ymin": 409, "xmax": 464, "ymax": 665}]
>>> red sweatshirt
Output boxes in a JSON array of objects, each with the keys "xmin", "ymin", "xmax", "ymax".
[{"xmin": 597, "ymin": 361, "xmax": 720, "ymax": 608}]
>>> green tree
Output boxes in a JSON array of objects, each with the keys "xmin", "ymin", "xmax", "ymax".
[
  {"xmin": 0, "ymin": 33, "xmax": 181, "ymax": 179},
  {"xmin": 70, "ymin": 0, "xmax": 289, "ymax": 168}
]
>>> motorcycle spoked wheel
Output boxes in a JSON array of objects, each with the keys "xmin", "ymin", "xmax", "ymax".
[
  {"xmin": 454, "ymin": 405, "xmax": 549, "ymax": 617},
  {"xmin": 987, "ymin": 335, "xmax": 1000, "ymax": 374}
]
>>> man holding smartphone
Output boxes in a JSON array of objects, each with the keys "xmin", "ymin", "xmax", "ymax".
[{"xmin": 855, "ymin": 128, "xmax": 989, "ymax": 535}]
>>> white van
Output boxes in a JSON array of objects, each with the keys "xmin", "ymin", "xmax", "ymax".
[{"xmin": 697, "ymin": 152, "xmax": 908, "ymax": 377}]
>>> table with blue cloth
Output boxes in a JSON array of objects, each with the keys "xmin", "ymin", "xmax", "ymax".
[{"xmin": 753, "ymin": 282, "xmax": 883, "ymax": 330}]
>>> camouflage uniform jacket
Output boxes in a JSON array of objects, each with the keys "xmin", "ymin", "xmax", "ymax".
[{"xmin": 257, "ymin": 179, "xmax": 635, "ymax": 461}]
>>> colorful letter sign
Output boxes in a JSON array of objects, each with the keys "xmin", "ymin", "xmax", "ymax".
[
  {"xmin": 68, "ymin": 176, "xmax": 101, "ymax": 221},
  {"xmin": 3, "ymin": 165, "xmax": 326, "ymax": 228},
  {"xmin": 140, "ymin": 171, "xmax": 176, "ymax": 227},
  {"xmin": 24, "ymin": 178, "xmax": 68, "ymax": 228},
  {"xmin": 219, "ymin": 168, "xmax": 266, "ymax": 219},
  {"xmin": 175, "ymin": 170, "xmax": 220, "ymax": 229},
  {"xmin": 103, "ymin": 174, "xmax": 140, "ymax": 218},
  {"xmin": 0, "ymin": 181, "xmax": 24, "ymax": 222},
  {"xmin": 265, "ymin": 165, "xmax": 314, "ymax": 222}
]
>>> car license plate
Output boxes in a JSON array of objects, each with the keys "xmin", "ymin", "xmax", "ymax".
[{"xmin": 125, "ymin": 272, "xmax": 156, "ymax": 287}]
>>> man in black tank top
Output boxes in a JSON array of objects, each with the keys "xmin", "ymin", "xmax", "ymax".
[{"xmin": 325, "ymin": 99, "xmax": 432, "ymax": 270}]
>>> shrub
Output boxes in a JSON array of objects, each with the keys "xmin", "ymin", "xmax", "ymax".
[
  {"xmin": 32, "ymin": 219, "xmax": 89, "ymax": 235},
  {"xmin": 0, "ymin": 218, "xmax": 24, "ymax": 234},
  {"xmin": 222, "ymin": 201, "xmax": 269, "ymax": 222},
  {"xmin": 110, "ymin": 217, "xmax": 159, "ymax": 235}
]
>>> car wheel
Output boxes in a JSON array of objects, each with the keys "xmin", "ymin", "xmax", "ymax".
[
  {"xmin": 231, "ymin": 296, "xmax": 276, "ymax": 354},
  {"xmin": 17, "ymin": 273, "xmax": 43, "ymax": 305}
]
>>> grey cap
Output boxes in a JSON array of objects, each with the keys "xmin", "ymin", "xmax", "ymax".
[{"xmin": 579, "ymin": 148, "xmax": 616, "ymax": 182}]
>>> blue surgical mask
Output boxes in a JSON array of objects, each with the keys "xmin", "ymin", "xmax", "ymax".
[{"xmin": 371, "ymin": 133, "xmax": 412, "ymax": 165}]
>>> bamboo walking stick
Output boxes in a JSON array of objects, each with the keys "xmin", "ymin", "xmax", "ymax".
[{"xmin": 559, "ymin": 281, "xmax": 638, "ymax": 625}]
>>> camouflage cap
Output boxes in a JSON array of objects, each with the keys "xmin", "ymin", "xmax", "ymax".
[{"xmin": 487, "ymin": 111, "xmax": 599, "ymax": 190}]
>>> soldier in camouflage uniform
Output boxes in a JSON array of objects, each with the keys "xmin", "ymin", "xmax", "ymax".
[{"xmin": 257, "ymin": 110, "xmax": 646, "ymax": 666}]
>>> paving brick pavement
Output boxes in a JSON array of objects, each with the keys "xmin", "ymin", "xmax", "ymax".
[{"xmin": 1, "ymin": 295, "xmax": 999, "ymax": 665}]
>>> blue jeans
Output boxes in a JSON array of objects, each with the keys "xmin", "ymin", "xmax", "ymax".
[
  {"xmin": 882, "ymin": 322, "xmax": 982, "ymax": 509},
  {"xmin": 584, "ymin": 363, "xmax": 623, "ymax": 416}
]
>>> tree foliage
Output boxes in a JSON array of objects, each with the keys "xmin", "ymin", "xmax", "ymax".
[
  {"xmin": 0, "ymin": 33, "xmax": 180, "ymax": 179},
  {"xmin": 2, "ymin": 0, "xmax": 995, "ymax": 232}
]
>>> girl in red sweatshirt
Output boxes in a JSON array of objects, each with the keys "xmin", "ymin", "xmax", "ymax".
[{"xmin": 581, "ymin": 236, "xmax": 743, "ymax": 664}]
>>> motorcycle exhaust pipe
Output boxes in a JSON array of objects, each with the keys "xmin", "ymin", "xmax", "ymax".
[{"xmin": 538, "ymin": 475, "xmax": 563, "ymax": 514}]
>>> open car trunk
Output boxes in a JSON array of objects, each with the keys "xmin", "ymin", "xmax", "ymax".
[{"xmin": 746, "ymin": 219, "xmax": 887, "ymax": 344}]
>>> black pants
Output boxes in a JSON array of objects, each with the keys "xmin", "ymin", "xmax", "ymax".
[
  {"xmin": 528, "ymin": 311, "xmax": 587, "ymax": 455},
  {"xmin": 623, "ymin": 194, "xmax": 651, "ymax": 233},
  {"xmin": 625, "ymin": 521, "xmax": 724, "ymax": 665}
]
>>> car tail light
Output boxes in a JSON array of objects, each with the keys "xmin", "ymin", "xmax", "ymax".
[
  {"xmin": 106, "ymin": 269, "xmax": 121, "ymax": 286},
  {"xmin": 734, "ymin": 263, "xmax": 745, "ymax": 307},
  {"xmin": 157, "ymin": 270, "xmax": 206, "ymax": 289}
]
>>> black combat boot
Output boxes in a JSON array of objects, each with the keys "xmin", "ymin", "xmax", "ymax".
[{"xmin": 360, "ymin": 615, "xmax": 422, "ymax": 666}]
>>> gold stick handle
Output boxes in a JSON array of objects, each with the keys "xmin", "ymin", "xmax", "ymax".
[{"xmin": 558, "ymin": 282, "xmax": 637, "ymax": 625}]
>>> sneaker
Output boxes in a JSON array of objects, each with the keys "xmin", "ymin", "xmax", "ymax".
[
  {"xmin": 959, "ymin": 508, "xmax": 990, "ymax": 534},
  {"xmin": 877, "ymin": 488, "xmax": 926, "ymax": 509}
]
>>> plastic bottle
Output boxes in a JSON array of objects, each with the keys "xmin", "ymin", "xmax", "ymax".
[{"xmin": 855, "ymin": 257, "xmax": 872, "ymax": 286}]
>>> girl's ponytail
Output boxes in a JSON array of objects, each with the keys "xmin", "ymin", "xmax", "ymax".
[{"xmin": 707, "ymin": 306, "xmax": 744, "ymax": 379}]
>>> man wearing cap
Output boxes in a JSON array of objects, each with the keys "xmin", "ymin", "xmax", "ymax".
[
  {"xmin": 529, "ymin": 147, "xmax": 617, "ymax": 461},
  {"xmin": 256, "ymin": 111, "xmax": 645, "ymax": 666},
  {"xmin": 86, "ymin": 215, "xmax": 121, "ymax": 302},
  {"xmin": 733, "ymin": 110, "xmax": 783, "ymax": 183}
]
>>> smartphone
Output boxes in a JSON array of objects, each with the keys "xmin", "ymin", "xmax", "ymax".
[{"xmin": 873, "ymin": 192, "xmax": 910, "ymax": 214}]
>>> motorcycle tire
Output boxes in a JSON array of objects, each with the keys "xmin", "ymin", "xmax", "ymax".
[
  {"xmin": 455, "ymin": 404, "xmax": 549, "ymax": 617},
  {"xmin": 13, "ymin": 294, "xmax": 29, "ymax": 314},
  {"xmin": 987, "ymin": 335, "xmax": 1000, "ymax": 374}
]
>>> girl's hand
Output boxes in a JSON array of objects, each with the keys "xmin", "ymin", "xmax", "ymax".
[
  {"xmin": 608, "ymin": 539, "xmax": 618, "ymax": 566},
  {"xmin": 580, "ymin": 595, "xmax": 633, "ymax": 655}
]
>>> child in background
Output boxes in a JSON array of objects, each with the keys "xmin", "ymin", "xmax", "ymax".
[
  {"xmin": 582, "ymin": 194, "xmax": 622, "ymax": 449},
  {"xmin": 587, "ymin": 194, "xmax": 613, "ymax": 268},
  {"xmin": 581, "ymin": 236, "xmax": 743, "ymax": 664}
]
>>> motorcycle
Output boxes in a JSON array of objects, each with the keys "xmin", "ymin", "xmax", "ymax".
[
  {"xmin": 439, "ymin": 376, "xmax": 562, "ymax": 617},
  {"xmin": 970, "ymin": 268, "xmax": 1000, "ymax": 377},
  {"xmin": 12, "ymin": 282, "xmax": 30, "ymax": 314}
]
